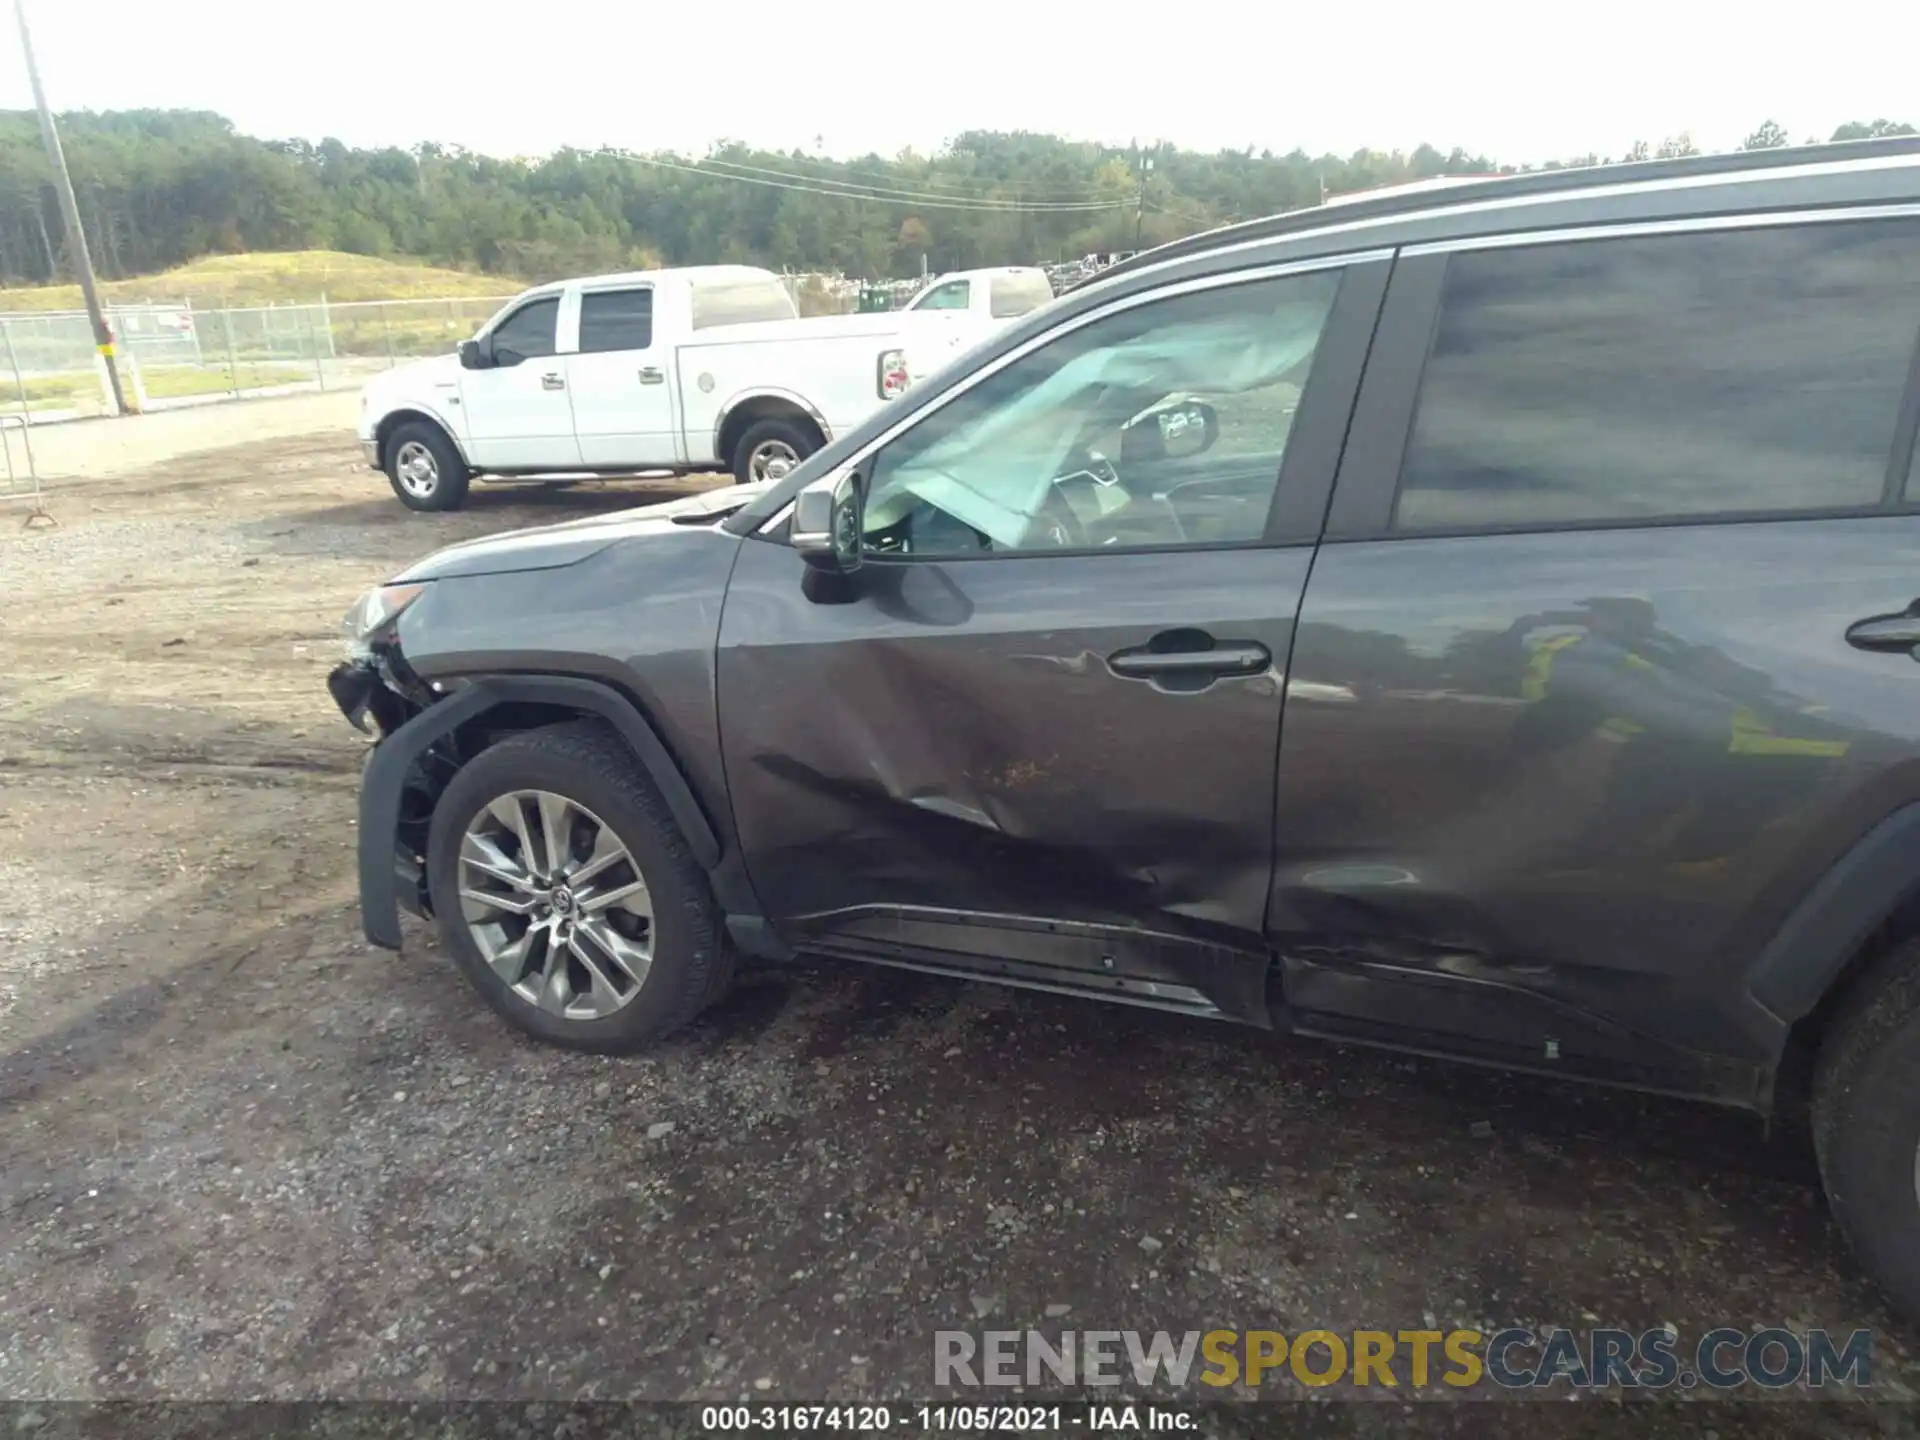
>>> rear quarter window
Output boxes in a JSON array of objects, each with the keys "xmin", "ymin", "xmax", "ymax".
[
  {"xmin": 690, "ymin": 278, "xmax": 798, "ymax": 330},
  {"xmin": 989, "ymin": 272, "xmax": 1055, "ymax": 319},
  {"xmin": 1393, "ymin": 218, "xmax": 1920, "ymax": 530}
]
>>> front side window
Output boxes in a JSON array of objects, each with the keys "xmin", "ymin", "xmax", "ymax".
[
  {"xmin": 914, "ymin": 280, "xmax": 972, "ymax": 312},
  {"xmin": 1395, "ymin": 219, "xmax": 1920, "ymax": 531},
  {"xmin": 489, "ymin": 297, "xmax": 559, "ymax": 367},
  {"xmin": 861, "ymin": 269, "xmax": 1342, "ymax": 556},
  {"xmin": 579, "ymin": 288, "xmax": 653, "ymax": 353}
]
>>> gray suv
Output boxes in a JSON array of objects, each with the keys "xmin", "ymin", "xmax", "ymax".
[{"xmin": 330, "ymin": 139, "xmax": 1920, "ymax": 1316}]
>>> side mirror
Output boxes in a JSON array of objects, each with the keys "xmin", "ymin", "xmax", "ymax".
[
  {"xmin": 791, "ymin": 467, "xmax": 864, "ymax": 574},
  {"xmin": 1120, "ymin": 396, "xmax": 1220, "ymax": 464},
  {"xmin": 457, "ymin": 338, "xmax": 489, "ymax": 370}
]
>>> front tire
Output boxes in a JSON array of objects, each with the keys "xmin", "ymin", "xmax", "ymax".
[
  {"xmin": 730, "ymin": 416, "xmax": 819, "ymax": 487},
  {"xmin": 425, "ymin": 721, "xmax": 731, "ymax": 1052},
  {"xmin": 1814, "ymin": 937, "xmax": 1920, "ymax": 1317},
  {"xmin": 384, "ymin": 421, "xmax": 471, "ymax": 512}
]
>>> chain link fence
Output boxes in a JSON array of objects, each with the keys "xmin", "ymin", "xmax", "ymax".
[
  {"xmin": 0, "ymin": 263, "xmax": 1122, "ymax": 424},
  {"xmin": 0, "ymin": 296, "xmax": 514, "ymax": 422}
]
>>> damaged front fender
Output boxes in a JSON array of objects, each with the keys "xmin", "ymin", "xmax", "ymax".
[{"xmin": 353, "ymin": 680, "xmax": 501, "ymax": 949}]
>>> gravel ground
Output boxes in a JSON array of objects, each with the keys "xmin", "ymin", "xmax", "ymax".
[{"xmin": 2, "ymin": 429, "xmax": 1919, "ymax": 1425}]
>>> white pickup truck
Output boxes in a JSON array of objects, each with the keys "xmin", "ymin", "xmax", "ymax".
[
  {"xmin": 358, "ymin": 265, "xmax": 938, "ymax": 511},
  {"xmin": 901, "ymin": 266, "xmax": 1055, "ymax": 323}
]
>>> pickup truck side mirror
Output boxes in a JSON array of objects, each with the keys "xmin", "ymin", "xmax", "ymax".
[
  {"xmin": 457, "ymin": 338, "xmax": 491, "ymax": 370},
  {"xmin": 791, "ymin": 467, "xmax": 864, "ymax": 574}
]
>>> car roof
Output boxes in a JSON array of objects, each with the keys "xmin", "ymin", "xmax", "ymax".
[
  {"xmin": 520, "ymin": 264, "xmax": 781, "ymax": 299},
  {"xmin": 724, "ymin": 135, "xmax": 1920, "ymax": 536},
  {"xmin": 1076, "ymin": 136, "xmax": 1920, "ymax": 294}
]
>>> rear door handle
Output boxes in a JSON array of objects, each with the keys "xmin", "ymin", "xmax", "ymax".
[
  {"xmin": 1846, "ymin": 607, "xmax": 1920, "ymax": 655},
  {"xmin": 1108, "ymin": 633, "xmax": 1271, "ymax": 688},
  {"xmin": 541, "ymin": 372, "xmax": 566, "ymax": 391},
  {"xmin": 638, "ymin": 366, "xmax": 664, "ymax": 385}
]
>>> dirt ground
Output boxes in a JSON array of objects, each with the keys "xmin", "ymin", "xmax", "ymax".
[{"xmin": 3, "ymin": 417, "xmax": 1919, "ymax": 1421}]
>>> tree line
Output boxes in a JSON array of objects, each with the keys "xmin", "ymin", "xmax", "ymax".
[{"xmin": 0, "ymin": 110, "xmax": 1914, "ymax": 289}]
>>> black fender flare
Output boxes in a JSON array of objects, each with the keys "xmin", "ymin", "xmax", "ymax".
[
  {"xmin": 1745, "ymin": 803, "xmax": 1920, "ymax": 1025},
  {"xmin": 357, "ymin": 674, "xmax": 731, "ymax": 949}
]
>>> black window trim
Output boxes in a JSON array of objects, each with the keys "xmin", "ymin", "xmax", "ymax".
[
  {"xmin": 576, "ymin": 283, "xmax": 656, "ymax": 356},
  {"xmin": 758, "ymin": 249, "xmax": 1396, "ymax": 560},
  {"xmin": 1888, "ymin": 322, "xmax": 1920, "ymax": 504},
  {"xmin": 1324, "ymin": 203, "xmax": 1920, "ymax": 544}
]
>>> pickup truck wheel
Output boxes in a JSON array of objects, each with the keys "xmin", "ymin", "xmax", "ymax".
[
  {"xmin": 425, "ymin": 720, "xmax": 732, "ymax": 1052},
  {"xmin": 1813, "ymin": 936, "xmax": 1920, "ymax": 1316},
  {"xmin": 384, "ymin": 421, "xmax": 471, "ymax": 512},
  {"xmin": 731, "ymin": 417, "xmax": 818, "ymax": 487}
]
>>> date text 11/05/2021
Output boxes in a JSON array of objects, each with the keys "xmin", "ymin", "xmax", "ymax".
[{"xmin": 701, "ymin": 1406, "xmax": 1193, "ymax": 1432}]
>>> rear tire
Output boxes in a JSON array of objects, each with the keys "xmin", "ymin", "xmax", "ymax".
[
  {"xmin": 730, "ymin": 416, "xmax": 819, "ymax": 487},
  {"xmin": 384, "ymin": 421, "xmax": 471, "ymax": 512},
  {"xmin": 1813, "ymin": 936, "xmax": 1920, "ymax": 1317},
  {"xmin": 425, "ymin": 720, "xmax": 732, "ymax": 1052}
]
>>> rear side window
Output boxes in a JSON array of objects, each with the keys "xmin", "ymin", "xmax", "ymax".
[
  {"xmin": 579, "ymin": 289, "xmax": 653, "ymax": 352},
  {"xmin": 990, "ymin": 272, "xmax": 1054, "ymax": 319},
  {"xmin": 488, "ymin": 297, "xmax": 559, "ymax": 366},
  {"xmin": 1394, "ymin": 219, "xmax": 1920, "ymax": 531}
]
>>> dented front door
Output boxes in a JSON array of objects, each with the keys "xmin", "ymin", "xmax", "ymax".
[
  {"xmin": 714, "ymin": 539, "xmax": 1309, "ymax": 973},
  {"xmin": 711, "ymin": 259, "xmax": 1382, "ymax": 1008}
]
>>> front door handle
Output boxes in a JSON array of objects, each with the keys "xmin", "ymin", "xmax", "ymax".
[
  {"xmin": 541, "ymin": 372, "xmax": 566, "ymax": 391},
  {"xmin": 638, "ymin": 366, "xmax": 665, "ymax": 385},
  {"xmin": 1108, "ymin": 632, "xmax": 1271, "ymax": 688},
  {"xmin": 1846, "ymin": 606, "xmax": 1920, "ymax": 656}
]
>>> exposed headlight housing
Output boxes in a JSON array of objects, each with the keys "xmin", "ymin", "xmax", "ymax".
[{"xmin": 341, "ymin": 582, "xmax": 425, "ymax": 651}]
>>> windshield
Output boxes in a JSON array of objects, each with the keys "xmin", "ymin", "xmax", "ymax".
[{"xmin": 865, "ymin": 277, "xmax": 1337, "ymax": 549}]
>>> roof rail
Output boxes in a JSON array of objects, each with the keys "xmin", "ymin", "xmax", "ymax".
[{"xmin": 1076, "ymin": 134, "xmax": 1920, "ymax": 291}]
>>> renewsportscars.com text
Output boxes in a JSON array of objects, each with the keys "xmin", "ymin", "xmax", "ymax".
[{"xmin": 934, "ymin": 1327, "xmax": 1874, "ymax": 1391}]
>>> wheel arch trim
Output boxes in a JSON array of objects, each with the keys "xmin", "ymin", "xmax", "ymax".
[
  {"xmin": 357, "ymin": 674, "xmax": 727, "ymax": 950},
  {"xmin": 1746, "ymin": 803, "xmax": 1920, "ymax": 1025},
  {"xmin": 375, "ymin": 406, "xmax": 473, "ymax": 470},
  {"xmin": 711, "ymin": 388, "xmax": 831, "ymax": 464}
]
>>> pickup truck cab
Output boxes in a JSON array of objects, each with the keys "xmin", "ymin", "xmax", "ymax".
[
  {"xmin": 357, "ymin": 264, "xmax": 916, "ymax": 510},
  {"xmin": 903, "ymin": 266, "xmax": 1055, "ymax": 325}
]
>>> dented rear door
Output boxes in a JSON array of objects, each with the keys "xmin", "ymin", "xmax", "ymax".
[{"xmin": 713, "ymin": 258, "xmax": 1389, "ymax": 1002}]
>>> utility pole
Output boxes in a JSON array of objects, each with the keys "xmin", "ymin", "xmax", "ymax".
[
  {"xmin": 1135, "ymin": 151, "xmax": 1153, "ymax": 249},
  {"xmin": 13, "ymin": 0, "xmax": 131, "ymax": 416}
]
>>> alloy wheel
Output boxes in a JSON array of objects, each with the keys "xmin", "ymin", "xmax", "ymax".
[
  {"xmin": 395, "ymin": 440, "xmax": 440, "ymax": 498},
  {"xmin": 748, "ymin": 439, "xmax": 801, "ymax": 483},
  {"xmin": 457, "ymin": 789, "xmax": 655, "ymax": 1020}
]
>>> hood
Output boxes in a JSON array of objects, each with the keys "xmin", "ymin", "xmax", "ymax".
[
  {"xmin": 394, "ymin": 481, "xmax": 770, "ymax": 583},
  {"xmin": 365, "ymin": 352, "xmax": 464, "ymax": 396}
]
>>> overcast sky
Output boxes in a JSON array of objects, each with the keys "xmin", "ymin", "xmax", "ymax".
[{"xmin": 3, "ymin": 0, "xmax": 1915, "ymax": 166}]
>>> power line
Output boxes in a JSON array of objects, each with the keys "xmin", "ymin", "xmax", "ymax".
[
  {"xmin": 1148, "ymin": 198, "xmax": 1229, "ymax": 227},
  {"xmin": 668, "ymin": 154, "xmax": 1121, "ymax": 210},
  {"xmin": 629, "ymin": 154, "xmax": 1127, "ymax": 213},
  {"xmin": 699, "ymin": 150, "xmax": 1121, "ymax": 200}
]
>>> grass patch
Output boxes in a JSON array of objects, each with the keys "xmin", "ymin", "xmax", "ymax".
[
  {"xmin": 0, "ymin": 251, "xmax": 520, "ymax": 310},
  {"xmin": 0, "ymin": 363, "xmax": 313, "ymax": 413}
]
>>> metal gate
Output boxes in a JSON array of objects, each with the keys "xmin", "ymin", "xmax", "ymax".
[{"xmin": 1, "ymin": 415, "xmax": 53, "ymax": 529}]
